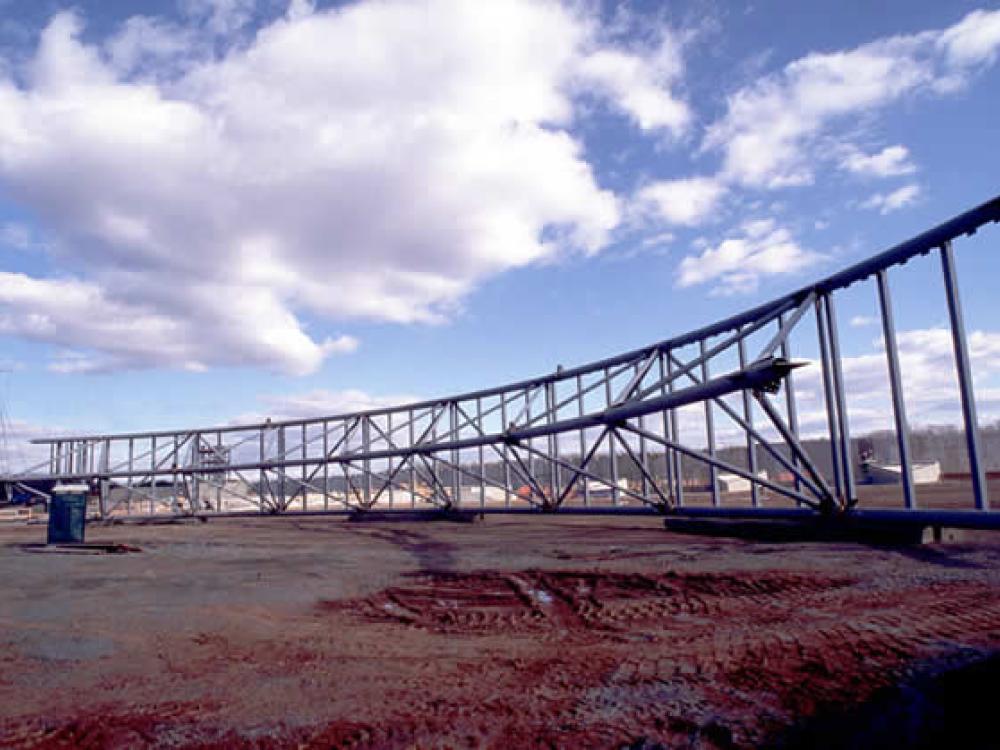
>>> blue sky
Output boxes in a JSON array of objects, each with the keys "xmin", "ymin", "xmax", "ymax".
[{"xmin": 1, "ymin": 0, "xmax": 999, "ymax": 468}]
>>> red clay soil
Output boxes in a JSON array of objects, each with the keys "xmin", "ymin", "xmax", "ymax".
[{"xmin": 0, "ymin": 515, "xmax": 999, "ymax": 748}]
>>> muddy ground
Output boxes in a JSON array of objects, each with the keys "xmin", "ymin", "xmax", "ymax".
[{"xmin": 0, "ymin": 515, "xmax": 998, "ymax": 748}]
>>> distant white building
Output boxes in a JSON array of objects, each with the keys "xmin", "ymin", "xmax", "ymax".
[
  {"xmin": 863, "ymin": 461, "xmax": 941, "ymax": 485},
  {"xmin": 715, "ymin": 471, "xmax": 768, "ymax": 494}
]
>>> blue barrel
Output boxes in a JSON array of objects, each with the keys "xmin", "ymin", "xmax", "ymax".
[{"xmin": 47, "ymin": 489, "xmax": 87, "ymax": 544}]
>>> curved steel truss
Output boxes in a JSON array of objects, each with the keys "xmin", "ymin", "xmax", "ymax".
[{"xmin": 4, "ymin": 196, "xmax": 1000, "ymax": 527}]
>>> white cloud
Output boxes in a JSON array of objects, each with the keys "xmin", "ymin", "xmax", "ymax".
[
  {"xmin": 0, "ymin": 271, "xmax": 354, "ymax": 375},
  {"xmin": 0, "ymin": 417, "xmax": 65, "ymax": 473},
  {"xmin": 676, "ymin": 219, "xmax": 823, "ymax": 294},
  {"xmin": 575, "ymin": 31, "xmax": 690, "ymax": 135},
  {"xmin": 635, "ymin": 176, "xmax": 726, "ymax": 226},
  {"xmin": 937, "ymin": 9, "xmax": 1000, "ymax": 67},
  {"xmin": 179, "ymin": 0, "xmax": 256, "ymax": 36},
  {"xmin": 0, "ymin": 1, "xmax": 691, "ymax": 375},
  {"xmin": 861, "ymin": 183, "xmax": 921, "ymax": 214},
  {"xmin": 850, "ymin": 315, "xmax": 877, "ymax": 328},
  {"xmin": 789, "ymin": 327, "xmax": 1000, "ymax": 438},
  {"xmin": 703, "ymin": 9, "xmax": 1000, "ymax": 188},
  {"xmin": 840, "ymin": 144, "xmax": 916, "ymax": 177},
  {"xmin": 243, "ymin": 388, "xmax": 419, "ymax": 423}
]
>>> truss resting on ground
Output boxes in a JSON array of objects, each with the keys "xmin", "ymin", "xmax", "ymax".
[{"xmin": 4, "ymin": 196, "xmax": 1000, "ymax": 529}]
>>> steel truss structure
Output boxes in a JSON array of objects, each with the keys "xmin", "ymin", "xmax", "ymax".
[{"xmin": 4, "ymin": 196, "xmax": 1000, "ymax": 528}]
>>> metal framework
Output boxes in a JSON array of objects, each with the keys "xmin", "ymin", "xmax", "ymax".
[{"xmin": 4, "ymin": 196, "xmax": 1000, "ymax": 528}]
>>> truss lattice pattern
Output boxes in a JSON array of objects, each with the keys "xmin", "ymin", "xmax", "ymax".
[{"xmin": 4, "ymin": 197, "xmax": 1000, "ymax": 527}]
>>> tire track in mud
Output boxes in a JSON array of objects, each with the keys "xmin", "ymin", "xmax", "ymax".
[
  {"xmin": 568, "ymin": 582, "xmax": 1000, "ymax": 747},
  {"xmin": 319, "ymin": 568, "xmax": 1000, "ymax": 748},
  {"xmin": 327, "ymin": 569, "xmax": 856, "ymax": 635}
]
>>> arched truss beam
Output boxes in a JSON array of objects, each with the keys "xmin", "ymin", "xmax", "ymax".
[{"xmin": 3, "ymin": 196, "xmax": 999, "ymax": 526}]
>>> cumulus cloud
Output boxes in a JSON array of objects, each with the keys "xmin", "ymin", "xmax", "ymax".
[
  {"xmin": 937, "ymin": 8, "xmax": 1000, "ymax": 67},
  {"xmin": 0, "ymin": 271, "xmax": 355, "ymax": 374},
  {"xmin": 675, "ymin": 218, "xmax": 823, "ymax": 294},
  {"xmin": 788, "ymin": 327, "xmax": 1000, "ymax": 439},
  {"xmin": 861, "ymin": 184, "xmax": 921, "ymax": 214},
  {"xmin": 703, "ymin": 9, "xmax": 1000, "ymax": 189},
  {"xmin": 840, "ymin": 144, "xmax": 916, "ymax": 177},
  {"xmin": 635, "ymin": 176, "xmax": 726, "ymax": 226},
  {"xmin": 575, "ymin": 31, "xmax": 690, "ymax": 134},
  {"xmin": 0, "ymin": 1, "xmax": 691, "ymax": 375}
]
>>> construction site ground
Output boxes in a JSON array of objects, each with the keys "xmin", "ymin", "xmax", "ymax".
[{"xmin": 1, "ymin": 510, "xmax": 999, "ymax": 749}]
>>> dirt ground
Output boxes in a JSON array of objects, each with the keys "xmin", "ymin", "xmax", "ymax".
[{"xmin": 1, "ymin": 515, "xmax": 999, "ymax": 749}]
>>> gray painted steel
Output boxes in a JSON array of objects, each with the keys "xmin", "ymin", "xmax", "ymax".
[{"xmin": 2, "ymin": 196, "xmax": 999, "ymax": 528}]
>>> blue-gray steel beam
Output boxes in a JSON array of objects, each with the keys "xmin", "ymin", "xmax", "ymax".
[
  {"xmin": 578, "ymin": 373, "xmax": 589, "ymax": 507},
  {"xmin": 823, "ymin": 294, "xmax": 856, "ymax": 503},
  {"xmin": 756, "ymin": 292, "xmax": 815, "ymax": 362},
  {"xmin": 753, "ymin": 392, "xmax": 836, "ymax": 512},
  {"xmin": 605, "ymin": 367, "xmax": 619, "ymax": 505},
  {"xmin": 658, "ymin": 354, "xmax": 673, "ymax": 498},
  {"xmin": 477, "ymin": 398, "xmax": 485, "ymax": 512},
  {"xmin": 620, "ymin": 423, "xmax": 820, "ymax": 509},
  {"xmin": 100, "ymin": 504, "xmax": 1000, "ymax": 530},
  {"xmin": 876, "ymin": 269, "xmax": 916, "ymax": 509},
  {"xmin": 779, "ymin": 313, "xmax": 803, "ymax": 496},
  {"xmin": 738, "ymin": 338, "xmax": 759, "ymax": 507},
  {"xmin": 941, "ymin": 240, "xmax": 988, "ymax": 510},
  {"xmin": 701, "ymin": 340, "xmax": 719, "ymax": 506},
  {"xmin": 668, "ymin": 352, "xmax": 684, "ymax": 506},
  {"xmin": 815, "ymin": 298, "xmax": 843, "ymax": 500}
]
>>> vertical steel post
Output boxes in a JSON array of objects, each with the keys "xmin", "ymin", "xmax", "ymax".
[
  {"xmin": 635, "ymin": 360, "xmax": 649, "ymax": 500},
  {"xmin": 190, "ymin": 433, "xmax": 200, "ymax": 512},
  {"xmin": 778, "ymin": 313, "xmax": 803, "ymax": 496},
  {"xmin": 450, "ymin": 402, "xmax": 459, "ymax": 506},
  {"xmin": 477, "ymin": 397, "xmax": 485, "ymax": 511},
  {"xmin": 605, "ymin": 367, "xmax": 619, "ymax": 505},
  {"xmin": 501, "ymin": 396, "xmax": 511, "ymax": 508},
  {"xmin": 816, "ymin": 298, "xmax": 843, "ymax": 500},
  {"xmin": 127, "ymin": 438, "xmax": 134, "ymax": 514},
  {"xmin": 659, "ymin": 352, "xmax": 674, "ymax": 502},
  {"xmin": 301, "ymin": 423, "xmax": 307, "ymax": 511},
  {"xmin": 578, "ymin": 374, "xmax": 588, "ymax": 507},
  {"xmin": 667, "ymin": 353, "xmax": 684, "ymax": 506},
  {"xmin": 824, "ymin": 294, "xmax": 856, "ymax": 502},
  {"xmin": 151, "ymin": 436, "xmax": 157, "ymax": 515},
  {"xmin": 941, "ymin": 240, "xmax": 988, "ymax": 510},
  {"xmin": 99, "ymin": 438, "xmax": 110, "ymax": 519},
  {"xmin": 362, "ymin": 417, "xmax": 372, "ymax": 507},
  {"xmin": 701, "ymin": 340, "xmax": 719, "ymax": 506},
  {"xmin": 172, "ymin": 434, "xmax": 179, "ymax": 514},
  {"xmin": 877, "ymin": 270, "xmax": 916, "ymax": 509},
  {"xmin": 258, "ymin": 428, "xmax": 266, "ymax": 512},
  {"xmin": 277, "ymin": 427, "xmax": 287, "ymax": 511},
  {"xmin": 322, "ymin": 421, "xmax": 330, "ymax": 511},
  {"xmin": 548, "ymin": 382, "xmax": 561, "ymax": 505},
  {"xmin": 215, "ymin": 432, "xmax": 223, "ymax": 512},
  {"xmin": 387, "ymin": 412, "xmax": 395, "ymax": 508},
  {"xmin": 408, "ymin": 412, "xmax": 417, "ymax": 509},
  {"xmin": 738, "ymin": 337, "xmax": 759, "ymax": 507}
]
